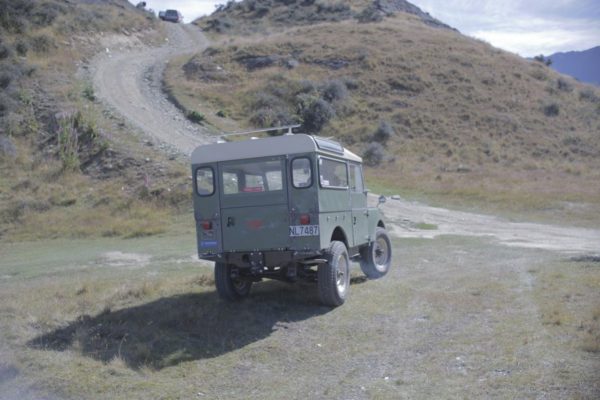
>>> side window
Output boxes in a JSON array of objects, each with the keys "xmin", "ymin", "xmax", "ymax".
[
  {"xmin": 319, "ymin": 157, "xmax": 348, "ymax": 188},
  {"xmin": 195, "ymin": 167, "xmax": 214, "ymax": 196},
  {"xmin": 292, "ymin": 158, "xmax": 312, "ymax": 188},
  {"xmin": 349, "ymin": 164, "xmax": 364, "ymax": 192}
]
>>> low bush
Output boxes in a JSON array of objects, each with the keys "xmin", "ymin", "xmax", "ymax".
[
  {"xmin": 557, "ymin": 77, "xmax": 573, "ymax": 92},
  {"xmin": 543, "ymin": 102, "xmax": 560, "ymax": 117},
  {"xmin": 0, "ymin": 44, "xmax": 11, "ymax": 59},
  {"xmin": 186, "ymin": 110, "xmax": 205, "ymax": 124},
  {"xmin": 302, "ymin": 98, "xmax": 335, "ymax": 132},
  {"xmin": 15, "ymin": 40, "xmax": 28, "ymax": 56},
  {"xmin": 30, "ymin": 34, "xmax": 55, "ymax": 53},
  {"xmin": 373, "ymin": 120, "xmax": 394, "ymax": 143},
  {"xmin": 0, "ymin": 135, "xmax": 17, "ymax": 158},
  {"xmin": 321, "ymin": 79, "xmax": 348, "ymax": 103},
  {"xmin": 579, "ymin": 88, "xmax": 599, "ymax": 103},
  {"xmin": 82, "ymin": 85, "xmax": 95, "ymax": 101},
  {"xmin": 362, "ymin": 142, "xmax": 385, "ymax": 166},
  {"xmin": 356, "ymin": 5, "xmax": 384, "ymax": 23}
]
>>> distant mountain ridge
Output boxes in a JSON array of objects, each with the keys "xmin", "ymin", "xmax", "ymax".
[{"xmin": 549, "ymin": 46, "xmax": 600, "ymax": 86}]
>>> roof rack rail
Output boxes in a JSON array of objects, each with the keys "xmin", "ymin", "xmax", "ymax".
[{"xmin": 219, "ymin": 124, "xmax": 301, "ymax": 139}]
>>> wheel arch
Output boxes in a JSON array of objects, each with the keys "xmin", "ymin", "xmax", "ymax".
[{"xmin": 330, "ymin": 226, "xmax": 349, "ymax": 249}]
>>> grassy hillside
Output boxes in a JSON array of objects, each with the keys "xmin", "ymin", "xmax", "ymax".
[
  {"xmin": 165, "ymin": 0, "xmax": 600, "ymax": 223},
  {"xmin": 0, "ymin": 0, "xmax": 193, "ymax": 241}
]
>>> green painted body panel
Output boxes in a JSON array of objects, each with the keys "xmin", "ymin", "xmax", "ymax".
[
  {"xmin": 221, "ymin": 204, "xmax": 290, "ymax": 251},
  {"xmin": 191, "ymin": 138, "xmax": 386, "ymax": 263}
]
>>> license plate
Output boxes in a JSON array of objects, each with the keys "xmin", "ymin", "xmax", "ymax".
[{"xmin": 289, "ymin": 225, "xmax": 320, "ymax": 237}]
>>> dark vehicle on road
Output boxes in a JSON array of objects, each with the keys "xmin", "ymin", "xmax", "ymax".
[
  {"xmin": 160, "ymin": 9, "xmax": 182, "ymax": 23},
  {"xmin": 191, "ymin": 126, "xmax": 393, "ymax": 307}
]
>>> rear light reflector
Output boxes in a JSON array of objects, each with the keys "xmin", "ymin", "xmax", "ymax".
[
  {"xmin": 201, "ymin": 220, "xmax": 213, "ymax": 230},
  {"xmin": 299, "ymin": 214, "xmax": 311, "ymax": 225}
]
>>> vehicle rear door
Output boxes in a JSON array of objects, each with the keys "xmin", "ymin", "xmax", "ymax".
[{"xmin": 218, "ymin": 156, "xmax": 290, "ymax": 252}]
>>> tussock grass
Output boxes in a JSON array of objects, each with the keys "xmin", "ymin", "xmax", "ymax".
[
  {"xmin": 0, "ymin": 2, "xmax": 186, "ymax": 242},
  {"xmin": 166, "ymin": 13, "xmax": 600, "ymax": 223}
]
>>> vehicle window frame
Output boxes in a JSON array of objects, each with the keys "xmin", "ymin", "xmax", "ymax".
[
  {"xmin": 349, "ymin": 162, "xmax": 364, "ymax": 193},
  {"xmin": 194, "ymin": 166, "xmax": 215, "ymax": 197},
  {"xmin": 291, "ymin": 157, "xmax": 313, "ymax": 189},
  {"xmin": 318, "ymin": 156, "xmax": 348, "ymax": 190},
  {"xmin": 220, "ymin": 156, "xmax": 285, "ymax": 196}
]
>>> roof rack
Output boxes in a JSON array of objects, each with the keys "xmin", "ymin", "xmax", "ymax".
[{"xmin": 218, "ymin": 124, "xmax": 301, "ymax": 140}]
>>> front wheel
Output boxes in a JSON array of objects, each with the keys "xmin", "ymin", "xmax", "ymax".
[
  {"xmin": 318, "ymin": 241, "xmax": 350, "ymax": 307},
  {"xmin": 360, "ymin": 227, "xmax": 392, "ymax": 279},
  {"xmin": 214, "ymin": 262, "xmax": 252, "ymax": 301}
]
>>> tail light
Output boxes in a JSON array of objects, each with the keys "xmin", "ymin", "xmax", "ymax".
[
  {"xmin": 201, "ymin": 220, "xmax": 213, "ymax": 230},
  {"xmin": 299, "ymin": 214, "xmax": 311, "ymax": 225}
]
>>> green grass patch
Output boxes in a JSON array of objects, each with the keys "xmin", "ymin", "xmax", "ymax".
[{"xmin": 414, "ymin": 222, "xmax": 438, "ymax": 230}]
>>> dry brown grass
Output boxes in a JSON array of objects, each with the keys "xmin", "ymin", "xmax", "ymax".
[
  {"xmin": 166, "ymin": 14, "xmax": 600, "ymax": 223},
  {"xmin": 0, "ymin": 3, "xmax": 188, "ymax": 242}
]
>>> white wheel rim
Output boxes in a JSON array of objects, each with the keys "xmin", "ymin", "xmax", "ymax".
[{"xmin": 336, "ymin": 254, "xmax": 349, "ymax": 296}]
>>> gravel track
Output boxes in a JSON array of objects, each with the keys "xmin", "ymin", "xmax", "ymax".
[
  {"xmin": 91, "ymin": 23, "xmax": 213, "ymax": 156},
  {"xmin": 376, "ymin": 195, "xmax": 600, "ymax": 255}
]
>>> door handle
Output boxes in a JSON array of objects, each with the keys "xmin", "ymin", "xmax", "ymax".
[
  {"xmin": 353, "ymin": 216, "xmax": 357, "ymax": 225},
  {"xmin": 227, "ymin": 217, "xmax": 235, "ymax": 227}
]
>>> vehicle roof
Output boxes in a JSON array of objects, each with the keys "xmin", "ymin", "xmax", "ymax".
[{"xmin": 191, "ymin": 134, "xmax": 362, "ymax": 164}]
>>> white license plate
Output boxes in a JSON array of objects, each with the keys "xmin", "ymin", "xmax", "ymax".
[{"xmin": 289, "ymin": 225, "xmax": 320, "ymax": 237}]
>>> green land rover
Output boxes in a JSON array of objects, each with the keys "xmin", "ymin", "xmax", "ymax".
[{"xmin": 191, "ymin": 127, "xmax": 392, "ymax": 306}]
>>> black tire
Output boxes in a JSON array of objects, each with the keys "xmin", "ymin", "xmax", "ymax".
[
  {"xmin": 360, "ymin": 227, "xmax": 392, "ymax": 279},
  {"xmin": 318, "ymin": 241, "xmax": 350, "ymax": 307},
  {"xmin": 214, "ymin": 262, "xmax": 252, "ymax": 301}
]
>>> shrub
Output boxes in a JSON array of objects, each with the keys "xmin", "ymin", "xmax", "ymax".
[
  {"xmin": 557, "ymin": 77, "xmax": 573, "ymax": 92},
  {"xmin": 186, "ymin": 111, "xmax": 205, "ymax": 124},
  {"xmin": 15, "ymin": 40, "xmax": 28, "ymax": 56},
  {"xmin": 302, "ymin": 98, "xmax": 335, "ymax": 132},
  {"xmin": 83, "ymin": 85, "xmax": 95, "ymax": 101},
  {"xmin": 579, "ymin": 88, "xmax": 599, "ymax": 103},
  {"xmin": 543, "ymin": 102, "xmax": 560, "ymax": 117},
  {"xmin": 373, "ymin": 120, "xmax": 394, "ymax": 143},
  {"xmin": 55, "ymin": 111, "xmax": 80, "ymax": 170},
  {"xmin": 0, "ymin": 74, "xmax": 11, "ymax": 89},
  {"xmin": 363, "ymin": 142, "xmax": 385, "ymax": 167},
  {"xmin": 0, "ymin": 43, "xmax": 12, "ymax": 59},
  {"xmin": 533, "ymin": 54, "xmax": 552, "ymax": 66},
  {"xmin": 356, "ymin": 5, "xmax": 384, "ymax": 23},
  {"xmin": 30, "ymin": 34, "xmax": 54, "ymax": 53},
  {"xmin": 321, "ymin": 79, "xmax": 348, "ymax": 103},
  {"xmin": 0, "ymin": 135, "xmax": 17, "ymax": 159}
]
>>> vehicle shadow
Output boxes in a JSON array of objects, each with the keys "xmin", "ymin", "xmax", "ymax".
[{"xmin": 28, "ymin": 282, "xmax": 330, "ymax": 370}]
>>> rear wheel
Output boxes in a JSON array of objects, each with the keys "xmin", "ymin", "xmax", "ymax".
[
  {"xmin": 360, "ymin": 227, "xmax": 392, "ymax": 279},
  {"xmin": 214, "ymin": 262, "xmax": 252, "ymax": 301},
  {"xmin": 318, "ymin": 241, "xmax": 350, "ymax": 307}
]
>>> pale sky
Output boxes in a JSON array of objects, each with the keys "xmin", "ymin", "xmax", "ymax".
[{"xmin": 132, "ymin": 0, "xmax": 600, "ymax": 57}]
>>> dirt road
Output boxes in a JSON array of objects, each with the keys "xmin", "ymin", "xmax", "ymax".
[
  {"xmin": 376, "ymin": 195, "xmax": 600, "ymax": 255},
  {"xmin": 91, "ymin": 23, "xmax": 213, "ymax": 155},
  {"xmin": 89, "ymin": 23, "xmax": 600, "ymax": 257}
]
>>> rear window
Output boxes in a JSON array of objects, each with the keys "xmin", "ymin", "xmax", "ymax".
[
  {"xmin": 195, "ymin": 167, "xmax": 214, "ymax": 196},
  {"xmin": 221, "ymin": 158, "xmax": 283, "ymax": 195}
]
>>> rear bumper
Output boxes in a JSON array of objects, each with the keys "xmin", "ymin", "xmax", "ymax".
[{"xmin": 199, "ymin": 249, "xmax": 321, "ymax": 268}]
